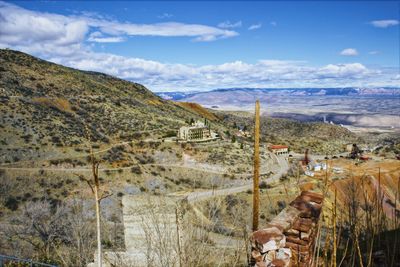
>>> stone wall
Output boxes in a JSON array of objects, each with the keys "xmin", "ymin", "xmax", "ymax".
[
  {"xmin": 251, "ymin": 191, "xmax": 324, "ymax": 267},
  {"xmin": 88, "ymin": 195, "xmax": 182, "ymax": 267}
]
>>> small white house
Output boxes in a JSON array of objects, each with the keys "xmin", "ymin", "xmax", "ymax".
[
  {"xmin": 321, "ymin": 163, "xmax": 327, "ymax": 170},
  {"xmin": 305, "ymin": 170, "xmax": 315, "ymax": 177},
  {"xmin": 314, "ymin": 165, "xmax": 321, "ymax": 172}
]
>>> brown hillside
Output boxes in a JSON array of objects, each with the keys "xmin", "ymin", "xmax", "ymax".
[
  {"xmin": 174, "ymin": 102, "xmax": 219, "ymax": 121},
  {"xmin": 327, "ymin": 158, "xmax": 400, "ymax": 219}
]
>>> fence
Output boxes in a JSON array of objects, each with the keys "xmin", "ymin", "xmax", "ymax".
[{"xmin": 0, "ymin": 254, "xmax": 57, "ymax": 267}]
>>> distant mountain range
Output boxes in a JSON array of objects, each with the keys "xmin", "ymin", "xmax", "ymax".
[
  {"xmin": 157, "ymin": 87, "xmax": 400, "ymax": 129},
  {"xmin": 157, "ymin": 87, "xmax": 400, "ymax": 101}
]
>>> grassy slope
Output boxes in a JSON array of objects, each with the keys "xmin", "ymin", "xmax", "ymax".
[{"xmin": 0, "ymin": 49, "xmax": 226, "ymax": 164}]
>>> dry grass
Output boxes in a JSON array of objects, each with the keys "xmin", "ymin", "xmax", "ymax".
[
  {"xmin": 32, "ymin": 97, "xmax": 73, "ymax": 113},
  {"xmin": 175, "ymin": 102, "xmax": 219, "ymax": 121},
  {"xmin": 146, "ymin": 99, "xmax": 163, "ymax": 106},
  {"xmin": 327, "ymin": 158, "xmax": 400, "ymax": 218},
  {"xmin": 314, "ymin": 156, "xmax": 400, "ymax": 266}
]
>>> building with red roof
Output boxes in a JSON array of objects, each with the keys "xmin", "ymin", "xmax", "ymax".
[{"xmin": 269, "ymin": 145, "xmax": 289, "ymax": 155}]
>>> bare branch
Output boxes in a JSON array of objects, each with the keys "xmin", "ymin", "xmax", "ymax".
[{"xmin": 99, "ymin": 192, "xmax": 113, "ymax": 202}]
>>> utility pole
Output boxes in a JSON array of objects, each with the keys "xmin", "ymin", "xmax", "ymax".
[{"xmin": 252, "ymin": 100, "xmax": 260, "ymax": 231}]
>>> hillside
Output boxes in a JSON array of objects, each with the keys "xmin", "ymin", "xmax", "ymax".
[
  {"xmin": 0, "ymin": 49, "xmax": 222, "ymax": 165},
  {"xmin": 0, "ymin": 49, "xmax": 362, "ymax": 166},
  {"xmin": 0, "ymin": 49, "xmax": 240, "ymax": 264},
  {"xmin": 217, "ymin": 111, "xmax": 360, "ymax": 154},
  {"xmin": 174, "ymin": 101, "xmax": 219, "ymax": 121}
]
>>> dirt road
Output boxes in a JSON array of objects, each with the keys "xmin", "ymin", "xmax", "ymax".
[{"xmin": 184, "ymin": 154, "xmax": 289, "ymax": 202}]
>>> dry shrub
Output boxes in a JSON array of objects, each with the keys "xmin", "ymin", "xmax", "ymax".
[
  {"xmin": 146, "ymin": 99, "xmax": 163, "ymax": 106},
  {"xmin": 32, "ymin": 97, "xmax": 73, "ymax": 113},
  {"xmin": 175, "ymin": 102, "xmax": 219, "ymax": 121},
  {"xmin": 299, "ymin": 182, "xmax": 314, "ymax": 191}
]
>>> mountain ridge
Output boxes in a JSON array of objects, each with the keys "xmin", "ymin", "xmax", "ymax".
[{"xmin": 157, "ymin": 87, "xmax": 400, "ymax": 100}]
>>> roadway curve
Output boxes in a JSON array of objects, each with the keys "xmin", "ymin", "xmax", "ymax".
[
  {"xmin": 1, "ymin": 150, "xmax": 290, "ymax": 203},
  {"xmin": 184, "ymin": 153, "xmax": 289, "ymax": 202}
]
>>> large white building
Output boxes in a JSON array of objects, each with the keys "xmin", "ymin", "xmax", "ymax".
[{"xmin": 178, "ymin": 120, "xmax": 217, "ymax": 141}]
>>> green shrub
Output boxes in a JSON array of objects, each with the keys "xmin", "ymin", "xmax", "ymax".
[
  {"xmin": 5, "ymin": 196, "xmax": 19, "ymax": 211},
  {"xmin": 131, "ymin": 166, "xmax": 142, "ymax": 174}
]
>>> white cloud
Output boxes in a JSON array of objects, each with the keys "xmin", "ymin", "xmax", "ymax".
[
  {"xmin": 93, "ymin": 21, "xmax": 238, "ymax": 41},
  {"xmin": 0, "ymin": 2, "xmax": 88, "ymax": 48},
  {"xmin": 370, "ymin": 19, "xmax": 399, "ymax": 28},
  {"xmin": 270, "ymin": 21, "xmax": 277, "ymax": 27},
  {"xmin": 218, "ymin": 20, "xmax": 242, "ymax": 28},
  {"xmin": 340, "ymin": 48, "xmax": 358, "ymax": 56},
  {"xmin": 0, "ymin": 1, "xmax": 238, "ymax": 45},
  {"xmin": 368, "ymin": 51, "xmax": 380, "ymax": 55},
  {"xmin": 317, "ymin": 63, "xmax": 370, "ymax": 78},
  {"xmin": 47, "ymin": 50, "xmax": 385, "ymax": 91},
  {"xmin": 248, "ymin": 23, "xmax": 262, "ymax": 30},
  {"xmin": 158, "ymin": 13, "xmax": 173, "ymax": 19},
  {"xmin": 391, "ymin": 74, "xmax": 400, "ymax": 80},
  {"xmin": 87, "ymin": 31, "xmax": 125, "ymax": 43}
]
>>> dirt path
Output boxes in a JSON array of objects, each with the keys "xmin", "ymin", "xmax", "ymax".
[{"xmin": 0, "ymin": 155, "xmax": 280, "ymax": 175}]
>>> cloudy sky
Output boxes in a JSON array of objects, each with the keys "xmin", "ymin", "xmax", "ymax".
[{"xmin": 0, "ymin": 1, "xmax": 399, "ymax": 91}]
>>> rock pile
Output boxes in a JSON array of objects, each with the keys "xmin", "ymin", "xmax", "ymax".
[{"xmin": 251, "ymin": 191, "xmax": 323, "ymax": 267}]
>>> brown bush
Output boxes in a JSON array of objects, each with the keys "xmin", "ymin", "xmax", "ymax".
[{"xmin": 32, "ymin": 97, "xmax": 73, "ymax": 113}]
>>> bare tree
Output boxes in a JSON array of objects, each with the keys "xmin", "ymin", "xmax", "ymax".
[
  {"xmin": 55, "ymin": 198, "xmax": 96, "ymax": 267},
  {"xmin": 75, "ymin": 130, "xmax": 112, "ymax": 267},
  {"xmin": 8, "ymin": 200, "xmax": 68, "ymax": 261},
  {"xmin": 3, "ymin": 198, "xmax": 96, "ymax": 267}
]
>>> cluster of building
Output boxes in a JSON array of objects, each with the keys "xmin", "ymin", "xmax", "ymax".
[{"xmin": 304, "ymin": 162, "xmax": 327, "ymax": 177}]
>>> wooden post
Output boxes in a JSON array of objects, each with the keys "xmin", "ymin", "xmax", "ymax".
[{"xmin": 252, "ymin": 100, "xmax": 260, "ymax": 231}]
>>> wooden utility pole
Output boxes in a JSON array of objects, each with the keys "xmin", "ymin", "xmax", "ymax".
[{"xmin": 252, "ymin": 100, "xmax": 260, "ymax": 231}]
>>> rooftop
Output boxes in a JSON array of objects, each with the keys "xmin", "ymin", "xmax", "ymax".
[{"xmin": 270, "ymin": 145, "xmax": 288, "ymax": 149}]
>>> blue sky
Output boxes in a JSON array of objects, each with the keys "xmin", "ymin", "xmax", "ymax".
[{"xmin": 0, "ymin": 1, "xmax": 399, "ymax": 91}]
